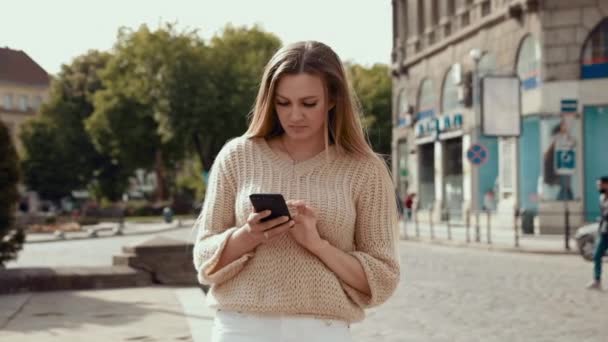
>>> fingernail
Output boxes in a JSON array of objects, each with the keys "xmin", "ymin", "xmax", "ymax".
[{"xmin": 290, "ymin": 221, "xmax": 295, "ymax": 226}]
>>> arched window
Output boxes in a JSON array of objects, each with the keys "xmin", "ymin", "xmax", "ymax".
[
  {"xmin": 417, "ymin": 78, "xmax": 436, "ymax": 119},
  {"xmin": 581, "ymin": 18, "xmax": 608, "ymax": 79},
  {"xmin": 441, "ymin": 64, "xmax": 461, "ymax": 113},
  {"xmin": 516, "ymin": 35, "xmax": 541, "ymax": 91},
  {"xmin": 478, "ymin": 52, "xmax": 497, "ymax": 77},
  {"xmin": 396, "ymin": 88, "xmax": 410, "ymax": 126}
]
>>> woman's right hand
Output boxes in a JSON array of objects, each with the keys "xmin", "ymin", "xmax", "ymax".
[{"xmin": 242, "ymin": 210, "xmax": 295, "ymax": 245}]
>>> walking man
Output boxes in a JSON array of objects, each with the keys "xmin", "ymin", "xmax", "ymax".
[{"xmin": 588, "ymin": 176, "xmax": 608, "ymax": 290}]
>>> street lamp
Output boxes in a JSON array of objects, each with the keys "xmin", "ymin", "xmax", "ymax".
[{"xmin": 469, "ymin": 48, "xmax": 483, "ymax": 242}]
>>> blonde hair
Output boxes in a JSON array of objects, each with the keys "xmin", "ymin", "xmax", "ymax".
[{"xmin": 245, "ymin": 41, "xmax": 376, "ymax": 160}]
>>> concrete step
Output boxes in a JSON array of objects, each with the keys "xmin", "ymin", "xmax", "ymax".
[{"xmin": 0, "ymin": 266, "xmax": 153, "ymax": 294}]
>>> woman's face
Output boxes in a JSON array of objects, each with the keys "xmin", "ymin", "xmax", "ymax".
[{"xmin": 274, "ymin": 73, "xmax": 331, "ymax": 142}]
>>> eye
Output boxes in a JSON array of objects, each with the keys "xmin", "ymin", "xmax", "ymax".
[
  {"xmin": 276, "ymin": 101, "xmax": 289, "ymax": 107},
  {"xmin": 303, "ymin": 102, "xmax": 317, "ymax": 107}
]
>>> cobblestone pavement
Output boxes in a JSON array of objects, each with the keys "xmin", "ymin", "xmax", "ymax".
[{"xmin": 351, "ymin": 242, "xmax": 607, "ymax": 342}]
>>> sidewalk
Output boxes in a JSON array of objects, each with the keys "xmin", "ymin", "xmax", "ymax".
[
  {"xmin": 0, "ymin": 286, "xmax": 213, "ymax": 342},
  {"xmin": 399, "ymin": 220, "xmax": 579, "ymax": 255},
  {"xmin": 25, "ymin": 219, "xmax": 197, "ymax": 243}
]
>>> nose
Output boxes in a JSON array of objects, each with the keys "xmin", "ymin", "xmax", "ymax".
[{"xmin": 289, "ymin": 105, "xmax": 305, "ymax": 121}]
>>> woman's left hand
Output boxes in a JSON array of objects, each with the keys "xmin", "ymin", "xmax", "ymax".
[{"xmin": 287, "ymin": 200, "xmax": 324, "ymax": 253}]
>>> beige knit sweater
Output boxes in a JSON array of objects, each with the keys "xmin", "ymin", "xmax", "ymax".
[{"xmin": 192, "ymin": 136, "xmax": 400, "ymax": 323}]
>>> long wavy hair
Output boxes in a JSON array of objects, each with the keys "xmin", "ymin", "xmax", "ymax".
[{"xmin": 245, "ymin": 41, "xmax": 376, "ymax": 160}]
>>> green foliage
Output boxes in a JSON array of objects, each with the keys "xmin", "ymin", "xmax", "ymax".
[
  {"xmin": 20, "ymin": 50, "xmax": 127, "ymax": 202},
  {"xmin": 347, "ymin": 63, "xmax": 392, "ymax": 157},
  {"xmin": 175, "ymin": 157, "xmax": 206, "ymax": 202},
  {"xmin": 0, "ymin": 121, "xmax": 24, "ymax": 267}
]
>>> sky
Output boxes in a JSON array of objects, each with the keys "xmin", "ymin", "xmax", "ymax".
[{"xmin": 1, "ymin": 0, "xmax": 392, "ymax": 75}]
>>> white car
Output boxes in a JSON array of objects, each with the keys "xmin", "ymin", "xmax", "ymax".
[{"xmin": 575, "ymin": 223, "xmax": 607, "ymax": 261}]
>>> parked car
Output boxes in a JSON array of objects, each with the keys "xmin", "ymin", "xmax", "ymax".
[{"xmin": 575, "ymin": 223, "xmax": 607, "ymax": 261}]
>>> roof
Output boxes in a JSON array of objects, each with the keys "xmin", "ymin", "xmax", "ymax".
[{"xmin": 0, "ymin": 47, "xmax": 50, "ymax": 86}]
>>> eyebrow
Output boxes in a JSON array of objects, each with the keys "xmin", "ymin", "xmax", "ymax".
[{"xmin": 275, "ymin": 94, "xmax": 319, "ymax": 101}]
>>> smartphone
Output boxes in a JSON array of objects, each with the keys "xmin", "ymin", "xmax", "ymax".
[{"xmin": 249, "ymin": 193, "xmax": 292, "ymax": 222}]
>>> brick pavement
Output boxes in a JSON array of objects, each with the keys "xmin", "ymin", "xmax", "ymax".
[{"xmin": 351, "ymin": 242, "xmax": 608, "ymax": 342}]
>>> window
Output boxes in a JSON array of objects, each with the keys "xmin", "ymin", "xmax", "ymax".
[
  {"xmin": 581, "ymin": 18, "xmax": 608, "ymax": 79},
  {"xmin": 417, "ymin": 0, "xmax": 425, "ymax": 37},
  {"xmin": 539, "ymin": 116, "xmax": 581, "ymax": 201},
  {"xmin": 31, "ymin": 96, "xmax": 42, "ymax": 110},
  {"xmin": 516, "ymin": 35, "xmax": 542, "ymax": 91},
  {"xmin": 19, "ymin": 95, "xmax": 28, "ymax": 111},
  {"xmin": 481, "ymin": 0, "xmax": 491, "ymax": 17},
  {"xmin": 447, "ymin": 0, "xmax": 455, "ymax": 16},
  {"xmin": 461, "ymin": 11, "xmax": 470, "ymax": 27},
  {"xmin": 441, "ymin": 64, "xmax": 461, "ymax": 113},
  {"xmin": 417, "ymin": 79, "xmax": 437, "ymax": 119},
  {"xmin": 3, "ymin": 94, "xmax": 13, "ymax": 109},
  {"xmin": 396, "ymin": 88, "xmax": 410, "ymax": 127}
]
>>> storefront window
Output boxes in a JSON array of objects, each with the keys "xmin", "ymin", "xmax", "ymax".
[
  {"xmin": 516, "ymin": 35, "xmax": 541, "ymax": 91},
  {"xmin": 397, "ymin": 140, "xmax": 409, "ymax": 201},
  {"xmin": 581, "ymin": 18, "xmax": 608, "ymax": 79},
  {"xmin": 418, "ymin": 143, "xmax": 436, "ymax": 210},
  {"xmin": 539, "ymin": 115, "xmax": 581, "ymax": 201},
  {"xmin": 444, "ymin": 138, "xmax": 463, "ymax": 219}
]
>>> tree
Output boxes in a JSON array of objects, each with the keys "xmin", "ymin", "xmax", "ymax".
[
  {"xmin": 87, "ymin": 23, "xmax": 282, "ymax": 202},
  {"xmin": 87, "ymin": 24, "xmax": 210, "ymax": 202},
  {"xmin": 0, "ymin": 121, "xmax": 24, "ymax": 267},
  {"xmin": 20, "ymin": 50, "xmax": 126, "ymax": 202},
  {"xmin": 192, "ymin": 25, "xmax": 281, "ymax": 170},
  {"xmin": 347, "ymin": 63, "xmax": 392, "ymax": 157}
]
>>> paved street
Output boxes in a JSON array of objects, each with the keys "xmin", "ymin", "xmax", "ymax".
[
  {"xmin": 3, "ymin": 236, "xmax": 608, "ymax": 341},
  {"xmin": 353, "ymin": 242, "xmax": 607, "ymax": 342}
]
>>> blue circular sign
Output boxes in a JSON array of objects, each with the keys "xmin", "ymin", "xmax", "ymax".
[{"xmin": 467, "ymin": 143, "xmax": 489, "ymax": 166}]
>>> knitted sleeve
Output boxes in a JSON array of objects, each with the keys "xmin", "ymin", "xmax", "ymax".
[
  {"xmin": 341, "ymin": 158, "xmax": 401, "ymax": 308},
  {"xmin": 192, "ymin": 140, "xmax": 253, "ymax": 285}
]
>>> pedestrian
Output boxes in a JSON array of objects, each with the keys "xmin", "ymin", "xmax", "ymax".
[
  {"xmin": 587, "ymin": 176, "xmax": 608, "ymax": 290},
  {"xmin": 193, "ymin": 41, "xmax": 400, "ymax": 342},
  {"xmin": 404, "ymin": 193, "xmax": 416, "ymax": 221}
]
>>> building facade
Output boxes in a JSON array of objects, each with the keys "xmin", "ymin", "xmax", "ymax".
[
  {"xmin": 391, "ymin": 0, "xmax": 608, "ymax": 233},
  {"xmin": 0, "ymin": 47, "xmax": 50, "ymax": 154}
]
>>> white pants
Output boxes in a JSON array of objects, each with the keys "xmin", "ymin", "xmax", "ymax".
[{"xmin": 211, "ymin": 310, "xmax": 353, "ymax": 342}]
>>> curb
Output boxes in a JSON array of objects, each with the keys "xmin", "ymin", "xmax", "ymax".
[
  {"xmin": 401, "ymin": 237, "xmax": 579, "ymax": 256},
  {"xmin": 25, "ymin": 223, "xmax": 190, "ymax": 244},
  {"xmin": 0, "ymin": 266, "xmax": 154, "ymax": 295}
]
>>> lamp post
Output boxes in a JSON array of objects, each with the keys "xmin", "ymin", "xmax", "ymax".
[{"xmin": 469, "ymin": 48, "xmax": 483, "ymax": 216}]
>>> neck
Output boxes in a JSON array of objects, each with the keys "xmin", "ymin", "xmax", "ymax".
[{"xmin": 281, "ymin": 133, "xmax": 326, "ymax": 162}]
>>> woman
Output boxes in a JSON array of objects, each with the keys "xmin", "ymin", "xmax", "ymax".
[{"xmin": 193, "ymin": 41, "xmax": 400, "ymax": 342}]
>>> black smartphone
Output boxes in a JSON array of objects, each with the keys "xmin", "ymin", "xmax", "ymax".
[{"xmin": 249, "ymin": 193, "xmax": 292, "ymax": 222}]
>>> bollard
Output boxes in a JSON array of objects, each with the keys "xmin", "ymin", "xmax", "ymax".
[
  {"xmin": 486, "ymin": 210, "xmax": 492, "ymax": 244},
  {"xmin": 564, "ymin": 205, "xmax": 571, "ymax": 251},
  {"xmin": 466, "ymin": 209, "xmax": 471, "ymax": 243},
  {"xmin": 514, "ymin": 207, "xmax": 520, "ymax": 248},
  {"xmin": 414, "ymin": 209, "xmax": 420, "ymax": 238},
  {"xmin": 429, "ymin": 208, "xmax": 435, "ymax": 240},
  {"xmin": 446, "ymin": 209, "xmax": 452, "ymax": 241},
  {"xmin": 474, "ymin": 211, "xmax": 481, "ymax": 242}
]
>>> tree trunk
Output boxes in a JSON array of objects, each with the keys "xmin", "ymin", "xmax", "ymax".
[{"xmin": 154, "ymin": 149, "xmax": 168, "ymax": 202}]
